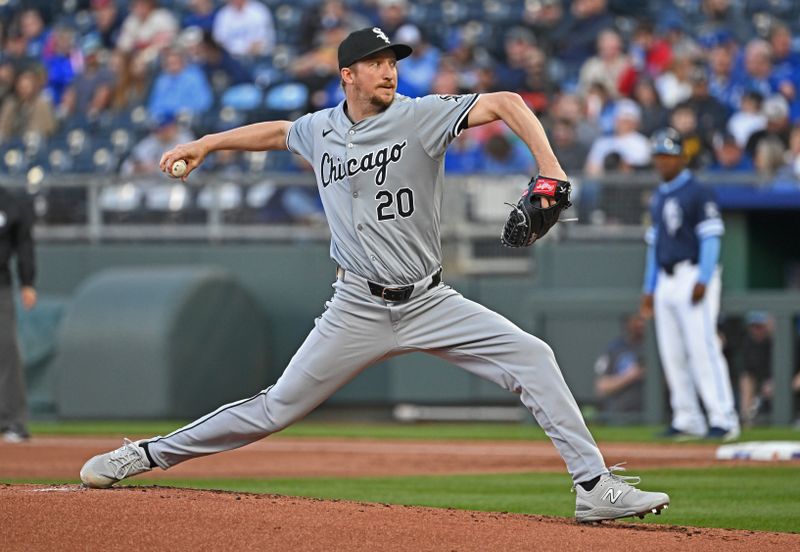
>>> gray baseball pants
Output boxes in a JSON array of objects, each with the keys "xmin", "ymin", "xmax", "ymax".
[
  {"xmin": 148, "ymin": 270, "xmax": 608, "ymax": 484},
  {"xmin": 0, "ymin": 286, "xmax": 27, "ymax": 432}
]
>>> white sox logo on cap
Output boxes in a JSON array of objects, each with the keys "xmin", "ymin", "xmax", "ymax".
[
  {"xmin": 338, "ymin": 27, "xmax": 412, "ymax": 69},
  {"xmin": 373, "ymin": 27, "xmax": 390, "ymax": 44}
]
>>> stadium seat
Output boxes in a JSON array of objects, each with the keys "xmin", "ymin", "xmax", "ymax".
[
  {"xmin": 92, "ymin": 146, "xmax": 118, "ymax": 173},
  {"xmin": 252, "ymin": 59, "xmax": 285, "ymax": 89},
  {"xmin": 66, "ymin": 129, "xmax": 91, "ymax": 157},
  {"xmin": 221, "ymin": 83, "xmax": 263, "ymax": 111},
  {"xmin": 99, "ymin": 182, "xmax": 143, "ymax": 213},
  {"xmin": 0, "ymin": 144, "xmax": 28, "ymax": 175},
  {"xmin": 246, "ymin": 181, "xmax": 279, "ymax": 209},
  {"xmin": 214, "ymin": 106, "xmax": 246, "ymax": 132},
  {"xmin": 144, "ymin": 182, "xmax": 191, "ymax": 212},
  {"xmin": 69, "ymin": 148, "xmax": 98, "ymax": 174},
  {"xmin": 264, "ymin": 82, "xmax": 309, "ymax": 112},
  {"xmin": 21, "ymin": 131, "xmax": 46, "ymax": 160},
  {"xmin": 109, "ymin": 128, "xmax": 134, "ymax": 157},
  {"xmin": 197, "ymin": 182, "xmax": 243, "ymax": 211},
  {"xmin": 47, "ymin": 147, "xmax": 73, "ymax": 173},
  {"xmin": 273, "ymin": 4, "xmax": 303, "ymax": 29},
  {"xmin": 263, "ymin": 150, "xmax": 297, "ymax": 171}
]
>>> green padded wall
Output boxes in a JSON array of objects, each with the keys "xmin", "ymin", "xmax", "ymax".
[{"xmin": 56, "ymin": 267, "xmax": 269, "ymax": 418}]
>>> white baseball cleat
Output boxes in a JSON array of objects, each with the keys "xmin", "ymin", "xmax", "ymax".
[
  {"xmin": 574, "ymin": 464, "xmax": 670, "ymax": 523},
  {"xmin": 80, "ymin": 438, "xmax": 152, "ymax": 488}
]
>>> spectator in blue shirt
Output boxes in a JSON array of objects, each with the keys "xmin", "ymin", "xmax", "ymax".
[
  {"xmin": 768, "ymin": 23, "xmax": 800, "ymax": 123},
  {"xmin": 444, "ymin": 132, "xmax": 483, "ymax": 174},
  {"xmin": 88, "ymin": 0, "xmax": 124, "ymax": 50},
  {"xmin": 708, "ymin": 43, "xmax": 739, "ymax": 110},
  {"xmin": 731, "ymin": 39, "xmax": 780, "ymax": 104},
  {"xmin": 19, "ymin": 8, "xmax": 49, "ymax": 59},
  {"xmin": 495, "ymin": 27, "xmax": 536, "ymax": 93},
  {"xmin": 42, "ymin": 25, "xmax": 79, "ymax": 109},
  {"xmin": 183, "ymin": 0, "xmax": 218, "ymax": 34},
  {"xmin": 555, "ymin": 0, "xmax": 615, "ymax": 82},
  {"xmin": 479, "ymin": 133, "xmax": 535, "ymax": 175},
  {"xmin": 197, "ymin": 31, "xmax": 252, "ymax": 94},
  {"xmin": 768, "ymin": 23, "xmax": 800, "ymax": 95},
  {"xmin": 707, "ymin": 132, "xmax": 753, "ymax": 173},
  {"xmin": 147, "ymin": 45, "xmax": 212, "ymax": 120},
  {"xmin": 392, "ymin": 25, "xmax": 439, "ymax": 97}
]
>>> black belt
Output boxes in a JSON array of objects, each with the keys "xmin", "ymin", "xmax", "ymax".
[
  {"xmin": 662, "ymin": 260, "xmax": 696, "ymax": 276},
  {"xmin": 367, "ymin": 269, "xmax": 442, "ymax": 302}
]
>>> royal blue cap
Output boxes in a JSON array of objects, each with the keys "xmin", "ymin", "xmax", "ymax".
[{"xmin": 651, "ymin": 127, "xmax": 683, "ymax": 156}]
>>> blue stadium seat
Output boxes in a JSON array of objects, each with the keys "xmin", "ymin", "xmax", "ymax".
[
  {"xmin": 264, "ymin": 82, "xmax": 309, "ymax": 112},
  {"xmin": 65, "ymin": 128, "xmax": 92, "ymax": 157},
  {"xmin": 221, "ymin": 83, "xmax": 263, "ymax": 111},
  {"xmin": 46, "ymin": 147, "xmax": 73, "ymax": 173},
  {"xmin": 0, "ymin": 142, "xmax": 28, "ymax": 175},
  {"xmin": 92, "ymin": 146, "xmax": 118, "ymax": 173},
  {"xmin": 214, "ymin": 106, "xmax": 247, "ymax": 132},
  {"xmin": 69, "ymin": 147, "xmax": 98, "ymax": 174},
  {"xmin": 109, "ymin": 128, "xmax": 135, "ymax": 158}
]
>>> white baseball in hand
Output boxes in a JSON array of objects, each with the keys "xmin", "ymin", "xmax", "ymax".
[{"xmin": 170, "ymin": 159, "xmax": 188, "ymax": 178}]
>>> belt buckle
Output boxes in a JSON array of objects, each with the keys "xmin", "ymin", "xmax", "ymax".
[
  {"xmin": 382, "ymin": 286, "xmax": 401, "ymax": 301},
  {"xmin": 381, "ymin": 285, "xmax": 411, "ymax": 302}
]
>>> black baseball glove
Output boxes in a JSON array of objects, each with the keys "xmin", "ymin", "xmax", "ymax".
[{"xmin": 500, "ymin": 175, "xmax": 572, "ymax": 247}]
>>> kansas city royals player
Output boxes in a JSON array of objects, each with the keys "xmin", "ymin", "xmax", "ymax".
[
  {"xmin": 81, "ymin": 28, "xmax": 669, "ymax": 522},
  {"xmin": 641, "ymin": 128, "xmax": 740, "ymax": 441}
]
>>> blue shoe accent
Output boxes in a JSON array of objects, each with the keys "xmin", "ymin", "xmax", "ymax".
[
  {"xmin": 706, "ymin": 426, "xmax": 740, "ymax": 441},
  {"xmin": 659, "ymin": 426, "xmax": 701, "ymax": 441}
]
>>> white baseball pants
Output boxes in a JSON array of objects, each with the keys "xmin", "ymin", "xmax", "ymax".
[{"xmin": 654, "ymin": 261, "xmax": 739, "ymax": 434}]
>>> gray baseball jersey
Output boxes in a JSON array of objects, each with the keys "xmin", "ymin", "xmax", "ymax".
[
  {"xmin": 144, "ymin": 93, "xmax": 608, "ymax": 485},
  {"xmin": 286, "ymin": 93, "xmax": 477, "ymax": 285}
]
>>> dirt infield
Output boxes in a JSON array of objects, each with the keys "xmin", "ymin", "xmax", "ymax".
[
  {"xmin": 3, "ymin": 485, "xmax": 799, "ymax": 552},
  {"xmin": 1, "ymin": 435, "xmax": 727, "ymax": 479},
  {"xmin": 3, "ymin": 436, "xmax": 799, "ymax": 551}
]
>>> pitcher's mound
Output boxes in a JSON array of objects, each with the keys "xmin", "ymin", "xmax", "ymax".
[{"xmin": 3, "ymin": 484, "xmax": 799, "ymax": 551}]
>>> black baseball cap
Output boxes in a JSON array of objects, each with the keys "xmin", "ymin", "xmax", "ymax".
[{"xmin": 338, "ymin": 27, "xmax": 413, "ymax": 69}]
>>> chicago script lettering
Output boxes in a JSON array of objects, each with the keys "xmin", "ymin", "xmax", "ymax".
[{"xmin": 320, "ymin": 141, "xmax": 407, "ymax": 187}]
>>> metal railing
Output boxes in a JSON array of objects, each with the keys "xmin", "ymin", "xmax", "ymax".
[{"xmin": 0, "ymin": 170, "xmax": 784, "ymax": 273}]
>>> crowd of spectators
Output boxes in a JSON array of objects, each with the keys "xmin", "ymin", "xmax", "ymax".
[{"xmin": 1, "ymin": 0, "xmax": 800, "ymax": 187}]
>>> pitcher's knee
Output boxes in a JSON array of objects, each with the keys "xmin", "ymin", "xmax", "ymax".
[{"xmin": 523, "ymin": 335, "xmax": 556, "ymax": 362}]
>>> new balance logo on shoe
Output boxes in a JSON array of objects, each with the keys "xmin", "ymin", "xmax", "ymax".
[
  {"xmin": 575, "ymin": 466, "xmax": 670, "ymax": 522},
  {"xmin": 602, "ymin": 488, "xmax": 622, "ymax": 503}
]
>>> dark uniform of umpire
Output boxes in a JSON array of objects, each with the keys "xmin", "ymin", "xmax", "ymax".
[{"xmin": 0, "ymin": 187, "xmax": 36, "ymax": 442}]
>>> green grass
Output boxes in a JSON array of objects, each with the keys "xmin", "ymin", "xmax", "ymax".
[
  {"xmin": 9, "ymin": 467, "xmax": 799, "ymax": 533},
  {"xmin": 28, "ymin": 420, "xmax": 800, "ymax": 442}
]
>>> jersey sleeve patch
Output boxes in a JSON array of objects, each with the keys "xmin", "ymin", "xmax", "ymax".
[{"xmin": 696, "ymin": 218, "xmax": 724, "ymax": 238}]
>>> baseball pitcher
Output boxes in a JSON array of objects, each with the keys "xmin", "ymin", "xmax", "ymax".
[{"xmin": 81, "ymin": 28, "xmax": 669, "ymax": 523}]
